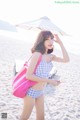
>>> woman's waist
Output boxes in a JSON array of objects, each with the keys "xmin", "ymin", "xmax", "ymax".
[{"xmin": 31, "ymin": 82, "xmax": 46, "ymax": 90}]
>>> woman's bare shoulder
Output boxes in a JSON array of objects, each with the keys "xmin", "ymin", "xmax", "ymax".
[
  {"xmin": 30, "ymin": 52, "xmax": 41, "ymax": 62},
  {"xmin": 50, "ymin": 54, "xmax": 56, "ymax": 58},
  {"xmin": 27, "ymin": 52, "xmax": 41, "ymax": 70},
  {"xmin": 50, "ymin": 54, "xmax": 57, "ymax": 61},
  {"xmin": 32, "ymin": 52, "xmax": 41, "ymax": 58}
]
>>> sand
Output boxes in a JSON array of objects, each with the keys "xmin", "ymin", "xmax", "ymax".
[{"xmin": 0, "ymin": 35, "xmax": 80, "ymax": 120}]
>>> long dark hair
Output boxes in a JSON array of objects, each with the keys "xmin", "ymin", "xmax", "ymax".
[{"xmin": 31, "ymin": 31, "xmax": 54, "ymax": 54}]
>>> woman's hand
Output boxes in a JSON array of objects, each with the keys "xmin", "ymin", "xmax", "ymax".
[
  {"xmin": 50, "ymin": 80, "xmax": 61, "ymax": 86},
  {"xmin": 53, "ymin": 34, "xmax": 62, "ymax": 44}
]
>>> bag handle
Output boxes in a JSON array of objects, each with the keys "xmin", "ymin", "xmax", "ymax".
[
  {"xmin": 34, "ymin": 53, "xmax": 42, "ymax": 71},
  {"xmin": 24, "ymin": 53, "xmax": 42, "ymax": 67},
  {"xmin": 24, "ymin": 55, "xmax": 32, "ymax": 65},
  {"xmin": 26, "ymin": 55, "xmax": 32, "ymax": 62}
]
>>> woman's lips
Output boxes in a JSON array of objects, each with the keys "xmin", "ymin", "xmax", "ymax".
[{"xmin": 48, "ymin": 45, "xmax": 52, "ymax": 47}]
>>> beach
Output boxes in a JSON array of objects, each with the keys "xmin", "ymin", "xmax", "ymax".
[{"xmin": 0, "ymin": 34, "xmax": 80, "ymax": 120}]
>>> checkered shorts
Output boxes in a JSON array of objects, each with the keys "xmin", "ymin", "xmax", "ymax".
[{"xmin": 26, "ymin": 88, "xmax": 43, "ymax": 98}]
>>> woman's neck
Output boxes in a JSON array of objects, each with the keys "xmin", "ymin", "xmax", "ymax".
[{"xmin": 44, "ymin": 49, "xmax": 48, "ymax": 54}]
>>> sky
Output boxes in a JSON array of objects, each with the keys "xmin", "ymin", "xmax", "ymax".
[
  {"xmin": 0, "ymin": 0, "xmax": 80, "ymax": 35},
  {"xmin": 0, "ymin": 0, "xmax": 80, "ymax": 55}
]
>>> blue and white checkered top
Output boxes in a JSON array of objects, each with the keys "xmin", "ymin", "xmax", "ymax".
[{"xmin": 35, "ymin": 59, "xmax": 53, "ymax": 79}]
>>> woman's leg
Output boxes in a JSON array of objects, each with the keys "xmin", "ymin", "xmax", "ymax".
[
  {"xmin": 20, "ymin": 95, "xmax": 35, "ymax": 120},
  {"xmin": 35, "ymin": 95, "xmax": 44, "ymax": 120}
]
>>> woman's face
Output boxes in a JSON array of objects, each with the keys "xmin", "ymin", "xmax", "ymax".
[{"xmin": 44, "ymin": 37, "xmax": 54, "ymax": 50}]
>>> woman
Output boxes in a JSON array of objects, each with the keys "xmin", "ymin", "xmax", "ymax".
[{"xmin": 20, "ymin": 31, "xmax": 69, "ymax": 120}]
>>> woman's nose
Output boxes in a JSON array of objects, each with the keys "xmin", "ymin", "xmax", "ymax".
[{"xmin": 50, "ymin": 39, "xmax": 54, "ymax": 44}]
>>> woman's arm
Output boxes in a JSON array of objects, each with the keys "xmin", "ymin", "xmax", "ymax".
[
  {"xmin": 52, "ymin": 34, "xmax": 70, "ymax": 63},
  {"xmin": 26, "ymin": 52, "xmax": 60, "ymax": 86},
  {"xmin": 26, "ymin": 52, "xmax": 49, "ymax": 83}
]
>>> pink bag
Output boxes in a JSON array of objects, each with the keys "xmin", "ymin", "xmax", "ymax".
[{"xmin": 12, "ymin": 54, "xmax": 42, "ymax": 98}]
